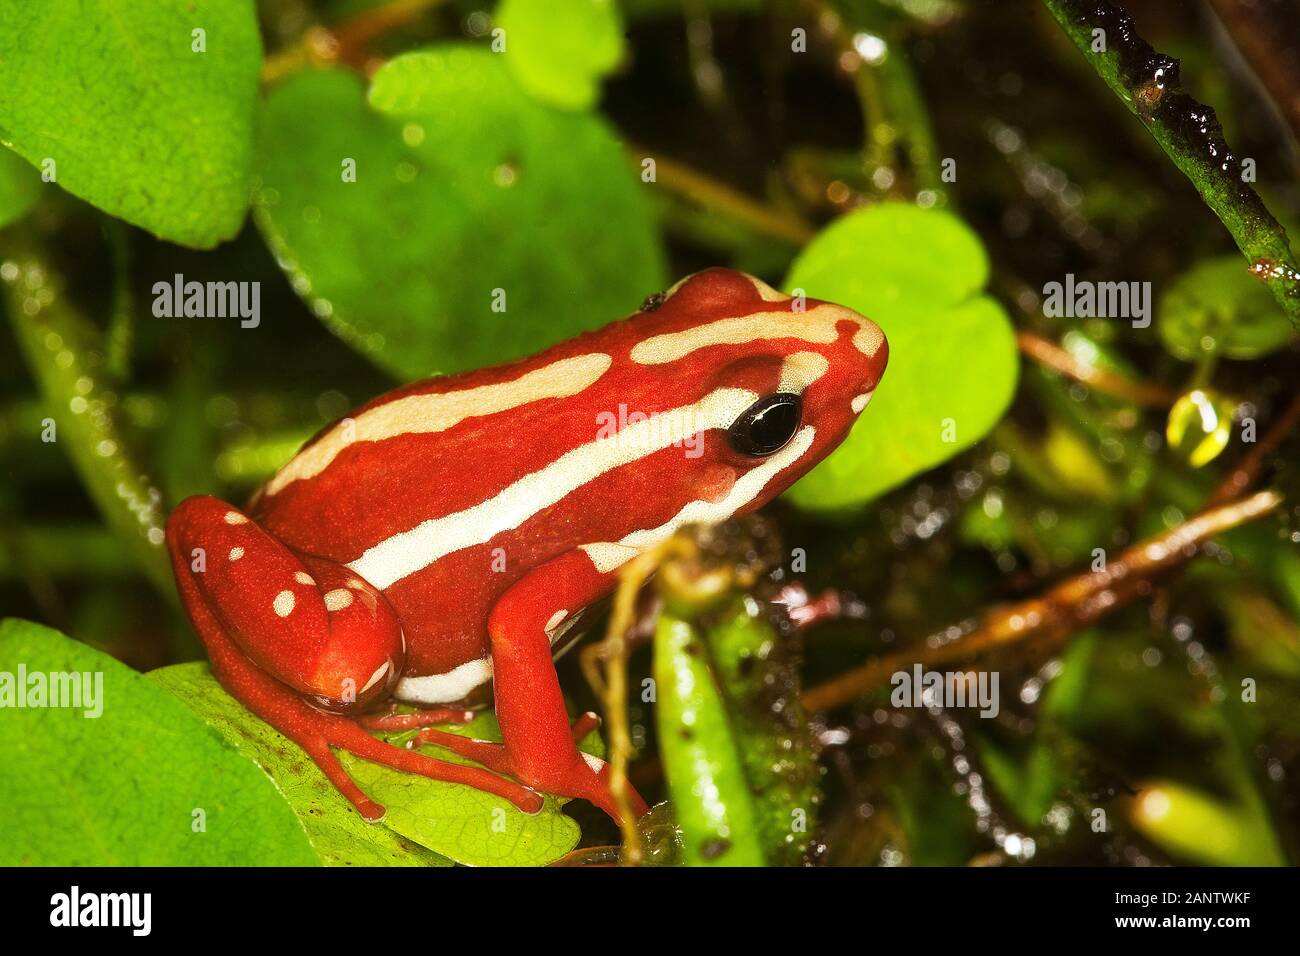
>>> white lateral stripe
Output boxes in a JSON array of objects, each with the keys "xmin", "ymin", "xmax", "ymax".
[
  {"xmin": 581, "ymin": 425, "xmax": 816, "ymax": 573},
  {"xmin": 396, "ymin": 658, "xmax": 493, "ymax": 704},
  {"xmin": 264, "ymin": 353, "xmax": 613, "ymax": 496},
  {"xmin": 348, "ymin": 387, "xmax": 760, "ymax": 589},
  {"xmin": 630, "ymin": 305, "xmax": 882, "ymax": 364}
]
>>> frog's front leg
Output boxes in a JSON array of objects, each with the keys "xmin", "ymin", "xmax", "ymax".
[
  {"xmin": 415, "ymin": 549, "xmax": 649, "ymax": 825},
  {"xmin": 166, "ymin": 495, "xmax": 544, "ymax": 820}
]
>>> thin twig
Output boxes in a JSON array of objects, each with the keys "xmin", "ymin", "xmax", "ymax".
[
  {"xmin": 1205, "ymin": 390, "xmax": 1300, "ymax": 507},
  {"xmin": 261, "ymin": 0, "xmax": 447, "ymax": 84},
  {"xmin": 802, "ymin": 489, "xmax": 1282, "ymax": 712},
  {"xmin": 634, "ymin": 147, "xmax": 817, "ymax": 246},
  {"xmin": 1017, "ymin": 330, "xmax": 1177, "ymax": 407}
]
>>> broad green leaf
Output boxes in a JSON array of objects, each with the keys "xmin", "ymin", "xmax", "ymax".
[
  {"xmin": 149, "ymin": 663, "xmax": 452, "ymax": 867},
  {"xmin": 255, "ymin": 47, "xmax": 665, "ymax": 379},
  {"xmin": 654, "ymin": 614, "xmax": 765, "ymax": 866},
  {"xmin": 0, "ymin": 146, "xmax": 40, "ymax": 229},
  {"xmin": 0, "ymin": 0, "xmax": 261, "ymax": 248},
  {"xmin": 0, "ymin": 619, "xmax": 318, "ymax": 866},
  {"xmin": 784, "ymin": 203, "xmax": 1018, "ymax": 510},
  {"xmin": 497, "ymin": 0, "xmax": 624, "ymax": 110},
  {"xmin": 1157, "ymin": 255, "xmax": 1293, "ymax": 361}
]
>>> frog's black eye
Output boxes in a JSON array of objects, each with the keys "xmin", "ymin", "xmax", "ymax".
[
  {"xmin": 641, "ymin": 291, "xmax": 666, "ymax": 312},
  {"xmin": 728, "ymin": 393, "xmax": 802, "ymax": 457}
]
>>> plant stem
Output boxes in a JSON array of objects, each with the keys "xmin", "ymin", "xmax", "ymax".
[{"xmin": 1041, "ymin": 0, "xmax": 1300, "ymax": 327}]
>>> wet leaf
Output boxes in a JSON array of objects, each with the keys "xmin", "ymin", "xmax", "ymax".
[
  {"xmin": 148, "ymin": 663, "xmax": 452, "ymax": 867},
  {"xmin": 0, "ymin": 619, "xmax": 318, "ymax": 866},
  {"xmin": 1157, "ymin": 255, "xmax": 1293, "ymax": 361},
  {"xmin": 255, "ymin": 47, "xmax": 665, "ymax": 379},
  {"xmin": 784, "ymin": 203, "xmax": 1018, "ymax": 510},
  {"xmin": 0, "ymin": 0, "xmax": 261, "ymax": 247},
  {"xmin": 497, "ymin": 0, "xmax": 624, "ymax": 110}
]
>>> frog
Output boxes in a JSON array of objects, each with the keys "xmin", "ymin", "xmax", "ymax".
[{"xmin": 166, "ymin": 267, "xmax": 888, "ymax": 825}]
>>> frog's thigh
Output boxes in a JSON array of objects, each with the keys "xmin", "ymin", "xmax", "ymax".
[
  {"xmin": 166, "ymin": 494, "xmax": 403, "ymax": 710},
  {"xmin": 485, "ymin": 548, "xmax": 619, "ymax": 781}
]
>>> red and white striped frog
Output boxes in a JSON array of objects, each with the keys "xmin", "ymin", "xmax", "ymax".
[{"xmin": 166, "ymin": 268, "xmax": 888, "ymax": 824}]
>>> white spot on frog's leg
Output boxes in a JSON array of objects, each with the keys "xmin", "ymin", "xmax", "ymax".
[
  {"xmin": 851, "ymin": 390, "xmax": 874, "ymax": 414},
  {"xmin": 544, "ymin": 609, "xmax": 568, "ymax": 636},
  {"xmin": 323, "ymin": 588, "xmax": 353, "ymax": 612},
  {"xmin": 396, "ymin": 658, "xmax": 494, "ymax": 704},
  {"xmin": 223, "ymin": 511, "xmax": 248, "ymax": 525},
  {"xmin": 361, "ymin": 661, "xmax": 390, "ymax": 693},
  {"xmin": 581, "ymin": 426, "xmax": 817, "ymax": 573},
  {"xmin": 580, "ymin": 752, "xmax": 607, "ymax": 773},
  {"xmin": 228, "ymin": 547, "xmax": 245, "ymax": 561},
  {"xmin": 294, "ymin": 571, "xmax": 316, "ymax": 586},
  {"xmin": 273, "ymin": 590, "xmax": 295, "ymax": 617},
  {"xmin": 347, "ymin": 578, "xmax": 366, "ymax": 590}
]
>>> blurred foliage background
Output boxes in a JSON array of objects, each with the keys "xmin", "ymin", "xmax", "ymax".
[{"xmin": 1, "ymin": 0, "xmax": 1299, "ymax": 866}]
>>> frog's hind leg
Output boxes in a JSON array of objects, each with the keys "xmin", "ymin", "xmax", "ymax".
[{"xmin": 166, "ymin": 495, "xmax": 543, "ymax": 820}]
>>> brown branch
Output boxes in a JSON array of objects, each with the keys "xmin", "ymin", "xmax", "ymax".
[
  {"xmin": 802, "ymin": 489, "xmax": 1282, "ymax": 712},
  {"xmin": 261, "ymin": 0, "xmax": 447, "ymax": 84},
  {"xmin": 1017, "ymin": 330, "xmax": 1177, "ymax": 407},
  {"xmin": 633, "ymin": 147, "xmax": 817, "ymax": 246},
  {"xmin": 1205, "ymin": 389, "xmax": 1300, "ymax": 507}
]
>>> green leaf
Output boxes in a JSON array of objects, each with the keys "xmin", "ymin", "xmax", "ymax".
[
  {"xmin": 653, "ymin": 614, "xmax": 766, "ymax": 866},
  {"xmin": 0, "ymin": 146, "xmax": 41, "ymax": 229},
  {"xmin": 151, "ymin": 662, "xmax": 598, "ymax": 866},
  {"xmin": 342, "ymin": 713, "xmax": 601, "ymax": 867},
  {"xmin": 255, "ymin": 47, "xmax": 666, "ymax": 379},
  {"xmin": 0, "ymin": 619, "xmax": 318, "ymax": 865},
  {"xmin": 784, "ymin": 203, "xmax": 1017, "ymax": 509},
  {"xmin": 0, "ymin": 0, "xmax": 261, "ymax": 248},
  {"xmin": 148, "ymin": 663, "xmax": 452, "ymax": 867},
  {"xmin": 1157, "ymin": 255, "xmax": 1293, "ymax": 361},
  {"xmin": 497, "ymin": 0, "xmax": 624, "ymax": 110}
]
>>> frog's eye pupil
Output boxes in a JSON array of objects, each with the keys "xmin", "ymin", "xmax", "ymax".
[{"xmin": 728, "ymin": 393, "xmax": 802, "ymax": 457}]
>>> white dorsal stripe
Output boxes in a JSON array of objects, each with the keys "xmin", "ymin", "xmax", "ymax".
[
  {"xmin": 629, "ymin": 305, "xmax": 883, "ymax": 364},
  {"xmin": 263, "ymin": 353, "xmax": 613, "ymax": 497},
  {"xmin": 348, "ymin": 387, "xmax": 761, "ymax": 589},
  {"xmin": 580, "ymin": 425, "xmax": 816, "ymax": 573},
  {"xmin": 779, "ymin": 351, "xmax": 830, "ymax": 393}
]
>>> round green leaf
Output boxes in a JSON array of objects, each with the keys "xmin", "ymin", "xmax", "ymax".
[
  {"xmin": 255, "ymin": 47, "xmax": 665, "ymax": 379},
  {"xmin": 783, "ymin": 203, "xmax": 1017, "ymax": 510},
  {"xmin": 0, "ymin": 146, "xmax": 41, "ymax": 229},
  {"xmin": 497, "ymin": 0, "xmax": 624, "ymax": 110},
  {"xmin": 1157, "ymin": 255, "xmax": 1294, "ymax": 361},
  {"xmin": 0, "ymin": 619, "xmax": 318, "ymax": 866},
  {"xmin": 149, "ymin": 663, "xmax": 452, "ymax": 867},
  {"xmin": 0, "ymin": 0, "xmax": 261, "ymax": 248}
]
